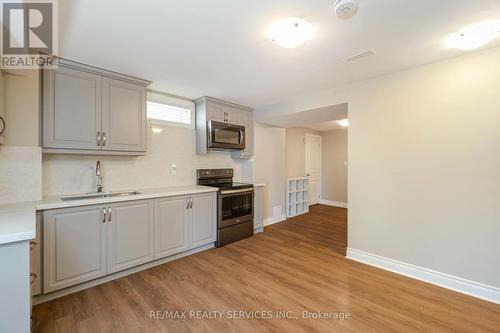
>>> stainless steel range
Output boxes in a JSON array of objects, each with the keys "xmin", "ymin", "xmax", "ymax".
[{"xmin": 197, "ymin": 168, "xmax": 254, "ymax": 247}]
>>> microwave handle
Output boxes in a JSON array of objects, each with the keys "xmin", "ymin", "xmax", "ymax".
[{"xmin": 239, "ymin": 128, "xmax": 244, "ymax": 145}]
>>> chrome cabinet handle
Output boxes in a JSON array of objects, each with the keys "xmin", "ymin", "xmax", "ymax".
[
  {"xmin": 29, "ymin": 240, "xmax": 37, "ymax": 251},
  {"xmin": 102, "ymin": 207, "xmax": 107, "ymax": 223},
  {"xmin": 30, "ymin": 272, "xmax": 37, "ymax": 284},
  {"xmin": 102, "ymin": 132, "xmax": 106, "ymax": 147},
  {"xmin": 186, "ymin": 197, "xmax": 190, "ymax": 209},
  {"xmin": 97, "ymin": 132, "xmax": 101, "ymax": 146},
  {"xmin": 189, "ymin": 197, "xmax": 193, "ymax": 209},
  {"xmin": 108, "ymin": 207, "xmax": 112, "ymax": 221}
]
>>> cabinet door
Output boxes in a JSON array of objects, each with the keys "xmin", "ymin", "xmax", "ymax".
[
  {"xmin": 232, "ymin": 110, "xmax": 253, "ymax": 158},
  {"xmin": 224, "ymin": 107, "xmax": 240, "ymax": 124},
  {"xmin": 154, "ymin": 196, "xmax": 189, "ymax": 258},
  {"xmin": 30, "ymin": 212, "xmax": 42, "ymax": 296},
  {"xmin": 190, "ymin": 193, "xmax": 217, "ymax": 248},
  {"xmin": 43, "ymin": 66, "xmax": 102, "ymax": 150},
  {"xmin": 101, "ymin": 78, "xmax": 146, "ymax": 152},
  {"xmin": 254, "ymin": 187, "xmax": 264, "ymax": 230},
  {"xmin": 44, "ymin": 205, "xmax": 106, "ymax": 293},
  {"xmin": 107, "ymin": 200, "xmax": 153, "ymax": 274},
  {"xmin": 241, "ymin": 111, "xmax": 253, "ymax": 156},
  {"xmin": 207, "ymin": 101, "xmax": 224, "ymax": 122}
]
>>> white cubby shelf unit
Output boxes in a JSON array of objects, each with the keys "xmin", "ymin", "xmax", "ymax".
[{"xmin": 286, "ymin": 177, "xmax": 309, "ymax": 218}]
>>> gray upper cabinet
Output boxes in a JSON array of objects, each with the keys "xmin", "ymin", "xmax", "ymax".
[
  {"xmin": 43, "ymin": 205, "xmax": 107, "ymax": 293},
  {"xmin": 42, "ymin": 58, "xmax": 150, "ymax": 155},
  {"xmin": 195, "ymin": 96, "xmax": 253, "ymax": 157},
  {"xmin": 107, "ymin": 200, "xmax": 153, "ymax": 274},
  {"xmin": 154, "ymin": 196, "xmax": 190, "ymax": 259},
  {"xmin": 101, "ymin": 78, "xmax": 146, "ymax": 152},
  {"xmin": 231, "ymin": 109, "xmax": 253, "ymax": 159},
  {"xmin": 43, "ymin": 66, "xmax": 102, "ymax": 150}
]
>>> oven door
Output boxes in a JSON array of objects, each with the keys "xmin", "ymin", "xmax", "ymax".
[
  {"xmin": 207, "ymin": 120, "xmax": 245, "ymax": 150},
  {"xmin": 219, "ymin": 189, "xmax": 254, "ymax": 228}
]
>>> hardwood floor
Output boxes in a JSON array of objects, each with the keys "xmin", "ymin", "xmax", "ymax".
[{"xmin": 33, "ymin": 205, "xmax": 500, "ymax": 332}]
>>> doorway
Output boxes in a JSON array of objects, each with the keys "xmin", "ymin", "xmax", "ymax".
[{"xmin": 305, "ymin": 133, "xmax": 321, "ymax": 205}]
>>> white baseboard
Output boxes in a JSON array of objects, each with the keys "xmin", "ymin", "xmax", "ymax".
[
  {"xmin": 346, "ymin": 248, "xmax": 500, "ymax": 305},
  {"xmin": 263, "ymin": 214, "xmax": 287, "ymax": 226},
  {"xmin": 319, "ymin": 199, "xmax": 348, "ymax": 208}
]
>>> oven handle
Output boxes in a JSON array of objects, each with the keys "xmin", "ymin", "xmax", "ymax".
[{"xmin": 220, "ymin": 188, "xmax": 254, "ymax": 195}]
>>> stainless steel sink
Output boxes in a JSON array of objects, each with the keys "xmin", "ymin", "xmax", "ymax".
[{"xmin": 60, "ymin": 191, "xmax": 142, "ymax": 201}]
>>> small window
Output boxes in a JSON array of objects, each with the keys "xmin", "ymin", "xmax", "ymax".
[{"xmin": 147, "ymin": 91, "xmax": 194, "ymax": 128}]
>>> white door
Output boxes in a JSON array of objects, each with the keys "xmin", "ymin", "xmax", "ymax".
[{"xmin": 305, "ymin": 134, "xmax": 322, "ymax": 205}]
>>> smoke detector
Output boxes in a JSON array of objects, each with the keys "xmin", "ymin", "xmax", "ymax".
[{"xmin": 335, "ymin": 0, "xmax": 357, "ymax": 19}]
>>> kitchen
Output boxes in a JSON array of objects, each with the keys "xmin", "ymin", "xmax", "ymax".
[{"xmin": 2, "ymin": 1, "xmax": 500, "ymax": 332}]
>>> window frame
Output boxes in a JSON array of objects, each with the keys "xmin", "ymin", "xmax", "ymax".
[{"xmin": 147, "ymin": 90, "xmax": 195, "ymax": 129}]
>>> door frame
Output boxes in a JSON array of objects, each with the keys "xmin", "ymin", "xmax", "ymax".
[{"xmin": 305, "ymin": 133, "xmax": 322, "ymax": 204}]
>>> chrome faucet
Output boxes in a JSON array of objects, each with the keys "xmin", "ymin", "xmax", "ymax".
[{"xmin": 96, "ymin": 160, "xmax": 103, "ymax": 193}]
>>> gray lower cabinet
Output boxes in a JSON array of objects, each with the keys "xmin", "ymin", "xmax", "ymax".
[
  {"xmin": 154, "ymin": 196, "xmax": 190, "ymax": 258},
  {"xmin": 190, "ymin": 193, "xmax": 217, "ymax": 248},
  {"xmin": 43, "ymin": 205, "xmax": 107, "ymax": 293},
  {"xmin": 42, "ymin": 193, "xmax": 216, "ymax": 293},
  {"xmin": 254, "ymin": 186, "xmax": 264, "ymax": 231},
  {"xmin": 107, "ymin": 200, "xmax": 154, "ymax": 274},
  {"xmin": 154, "ymin": 192, "xmax": 216, "ymax": 258}
]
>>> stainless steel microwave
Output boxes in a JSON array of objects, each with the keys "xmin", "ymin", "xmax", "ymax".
[{"xmin": 207, "ymin": 120, "xmax": 245, "ymax": 151}]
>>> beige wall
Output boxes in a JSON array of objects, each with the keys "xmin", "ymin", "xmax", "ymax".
[
  {"xmin": 256, "ymin": 47, "xmax": 500, "ymax": 288},
  {"xmin": 0, "ymin": 146, "xmax": 42, "ymax": 205},
  {"xmin": 0, "ymin": 70, "xmax": 42, "ymax": 204},
  {"xmin": 254, "ymin": 122, "xmax": 286, "ymax": 222},
  {"xmin": 4, "ymin": 70, "xmax": 40, "ymax": 146},
  {"xmin": 285, "ymin": 127, "xmax": 320, "ymax": 178},
  {"xmin": 321, "ymin": 129, "xmax": 347, "ymax": 204}
]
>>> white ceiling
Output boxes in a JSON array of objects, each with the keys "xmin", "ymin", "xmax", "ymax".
[
  {"xmin": 261, "ymin": 103, "xmax": 348, "ymax": 131},
  {"xmin": 304, "ymin": 120, "xmax": 347, "ymax": 132},
  {"xmin": 58, "ymin": 0, "xmax": 500, "ymax": 108}
]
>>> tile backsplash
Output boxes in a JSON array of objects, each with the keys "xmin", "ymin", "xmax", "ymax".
[
  {"xmin": 43, "ymin": 126, "xmax": 253, "ymax": 196},
  {"xmin": 0, "ymin": 145, "xmax": 42, "ymax": 204}
]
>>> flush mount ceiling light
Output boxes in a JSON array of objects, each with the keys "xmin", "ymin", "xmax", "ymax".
[
  {"xmin": 268, "ymin": 18, "xmax": 315, "ymax": 49},
  {"xmin": 336, "ymin": 119, "xmax": 349, "ymax": 127},
  {"xmin": 446, "ymin": 21, "xmax": 500, "ymax": 50}
]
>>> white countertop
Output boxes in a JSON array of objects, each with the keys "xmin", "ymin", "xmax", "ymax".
[
  {"xmin": 0, "ymin": 185, "xmax": 218, "ymax": 245},
  {"xmin": 36, "ymin": 185, "xmax": 218, "ymax": 210},
  {"xmin": 0, "ymin": 203, "xmax": 36, "ymax": 245},
  {"xmin": 254, "ymin": 183, "xmax": 265, "ymax": 187}
]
